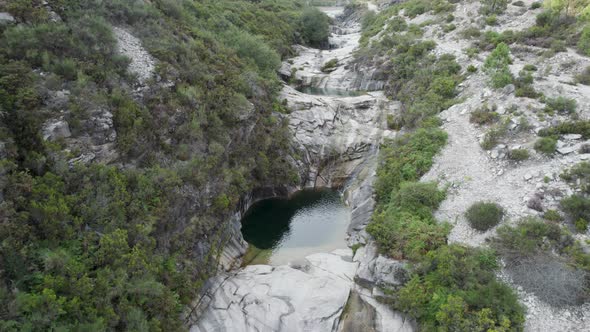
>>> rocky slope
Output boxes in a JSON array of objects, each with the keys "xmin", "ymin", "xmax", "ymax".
[{"xmin": 394, "ymin": 0, "xmax": 590, "ymax": 330}]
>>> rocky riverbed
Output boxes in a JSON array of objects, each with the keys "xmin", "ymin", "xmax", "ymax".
[{"xmin": 188, "ymin": 4, "xmax": 415, "ymax": 332}]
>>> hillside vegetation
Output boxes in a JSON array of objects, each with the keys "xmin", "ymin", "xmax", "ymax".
[
  {"xmin": 0, "ymin": 0, "xmax": 330, "ymax": 330},
  {"xmin": 361, "ymin": 0, "xmax": 590, "ymax": 329}
]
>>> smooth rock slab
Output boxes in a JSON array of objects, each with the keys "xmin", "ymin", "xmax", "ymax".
[{"xmin": 191, "ymin": 252, "xmax": 358, "ymax": 332}]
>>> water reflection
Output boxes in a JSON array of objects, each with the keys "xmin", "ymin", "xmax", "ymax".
[{"xmin": 241, "ymin": 189, "xmax": 350, "ymax": 266}]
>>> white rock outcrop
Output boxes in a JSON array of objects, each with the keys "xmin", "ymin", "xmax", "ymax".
[{"xmin": 190, "ymin": 250, "xmax": 358, "ymax": 332}]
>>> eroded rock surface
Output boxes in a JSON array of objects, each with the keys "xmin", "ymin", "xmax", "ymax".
[
  {"xmin": 284, "ymin": 86, "xmax": 397, "ymax": 187},
  {"xmin": 190, "ymin": 250, "xmax": 358, "ymax": 332}
]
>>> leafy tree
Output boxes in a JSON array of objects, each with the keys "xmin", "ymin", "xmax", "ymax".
[{"xmin": 299, "ymin": 7, "xmax": 330, "ymax": 48}]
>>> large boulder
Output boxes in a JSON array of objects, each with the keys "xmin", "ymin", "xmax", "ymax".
[
  {"xmin": 190, "ymin": 251, "xmax": 358, "ymax": 332},
  {"xmin": 42, "ymin": 118, "xmax": 71, "ymax": 141},
  {"xmin": 355, "ymin": 243, "xmax": 410, "ymax": 290}
]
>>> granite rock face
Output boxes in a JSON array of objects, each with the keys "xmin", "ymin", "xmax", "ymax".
[
  {"xmin": 189, "ymin": 250, "xmax": 358, "ymax": 332},
  {"xmin": 284, "ymin": 86, "xmax": 398, "ymax": 187}
]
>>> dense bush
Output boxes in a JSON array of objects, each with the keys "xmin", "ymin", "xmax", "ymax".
[
  {"xmin": 397, "ymin": 245, "xmax": 525, "ymax": 331},
  {"xmin": 543, "ymin": 209, "xmax": 563, "ymax": 221},
  {"xmin": 561, "ymin": 195, "xmax": 590, "ymax": 225},
  {"xmin": 484, "ymin": 43, "xmax": 514, "ymax": 89},
  {"xmin": 578, "ymin": 26, "xmax": 590, "ymax": 56},
  {"xmin": 575, "ymin": 218, "xmax": 589, "ymax": 232},
  {"xmin": 368, "ymin": 199, "xmax": 450, "ymax": 260},
  {"xmin": 508, "ymin": 148, "xmax": 530, "ymax": 161},
  {"xmin": 514, "ymin": 70, "xmax": 540, "ymax": 98},
  {"xmin": 534, "ymin": 137, "xmax": 557, "ymax": 154},
  {"xmin": 465, "ymin": 201, "xmax": 505, "ymax": 231},
  {"xmin": 484, "ymin": 42, "xmax": 513, "ymax": 68},
  {"xmin": 299, "ymin": 7, "xmax": 331, "ymax": 48},
  {"xmin": 544, "ymin": 96, "xmax": 577, "ymax": 114},
  {"xmin": 321, "ymin": 58, "xmax": 339, "ymax": 73},
  {"xmin": 375, "ymin": 129, "xmax": 448, "ymax": 204}
]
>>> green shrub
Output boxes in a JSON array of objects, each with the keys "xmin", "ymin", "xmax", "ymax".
[
  {"xmin": 534, "ymin": 137, "xmax": 557, "ymax": 154},
  {"xmin": 493, "ymin": 218, "xmax": 562, "ymax": 256},
  {"xmin": 397, "ymin": 245, "xmax": 525, "ymax": 331},
  {"xmin": 544, "ymin": 96, "xmax": 576, "ymax": 114},
  {"xmin": 561, "ymin": 162, "xmax": 590, "ymax": 193},
  {"xmin": 485, "ymin": 14, "xmax": 498, "ymax": 26},
  {"xmin": 538, "ymin": 121, "xmax": 590, "ymax": 139},
  {"xmin": 575, "ymin": 218, "xmax": 589, "ymax": 232},
  {"xmin": 508, "ymin": 148, "xmax": 530, "ymax": 161},
  {"xmin": 550, "ymin": 39, "xmax": 567, "ymax": 52},
  {"xmin": 393, "ymin": 182, "xmax": 446, "ymax": 218},
  {"xmin": 490, "ymin": 67, "xmax": 514, "ymax": 88},
  {"xmin": 470, "ymin": 109, "xmax": 499, "ymax": 125},
  {"xmin": 443, "ymin": 23, "xmax": 456, "ymax": 32},
  {"xmin": 561, "ymin": 195, "xmax": 590, "ymax": 224},
  {"xmin": 514, "ymin": 70, "xmax": 539, "ymax": 98},
  {"xmin": 375, "ymin": 128, "xmax": 448, "ymax": 204},
  {"xmin": 484, "ymin": 43, "xmax": 514, "ymax": 88},
  {"xmin": 523, "ymin": 64, "xmax": 538, "ymax": 71},
  {"xmin": 321, "ymin": 58, "xmax": 339, "ymax": 73},
  {"xmin": 467, "ymin": 64, "xmax": 478, "ymax": 73},
  {"xmin": 368, "ymin": 207, "xmax": 450, "ymax": 260},
  {"xmin": 513, "ymin": 0, "xmax": 525, "ymax": 6},
  {"xmin": 484, "ymin": 42, "xmax": 512, "ymax": 69},
  {"xmin": 481, "ymin": 119, "xmax": 509, "ymax": 150},
  {"xmin": 531, "ymin": 1, "xmax": 542, "ymax": 9},
  {"xmin": 404, "ymin": 0, "xmax": 430, "ymax": 18},
  {"xmin": 465, "ymin": 201, "xmax": 505, "ymax": 231},
  {"xmin": 543, "ymin": 209, "xmax": 563, "ymax": 221},
  {"xmin": 223, "ymin": 28, "xmax": 281, "ymax": 76},
  {"xmin": 299, "ymin": 7, "xmax": 330, "ymax": 48},
  {"xmin": 578, "ymin": 26, "xmax": 590, "ymax": 57},
  {"xmin": 461, "ymin": 26, "xmax": 482, "ymax": 39}
]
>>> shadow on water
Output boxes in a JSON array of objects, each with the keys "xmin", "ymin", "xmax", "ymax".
[{"xmin": 241, "ymin": 189, "xmax": 350, "ymax": 266}]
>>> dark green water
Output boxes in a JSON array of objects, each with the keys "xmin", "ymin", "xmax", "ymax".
[
  {"xmin": 241, "ymin": 189, "xmax": 350, "ymax": 265},
  {"xmin": 297, "ymin": 86, "xmax": 366, "ymax": 97}
]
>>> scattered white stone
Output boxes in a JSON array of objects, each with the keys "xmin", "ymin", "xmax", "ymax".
[
  {"xmin": 557, "ymin": 146, "xmax": 576, "ymax": 155},
  {"xmin": 524, "ymin": 173, "xmax": 533, "ymax": 181},
  {"xmin": 0, "ymin": 12, "xmax": 15, "ymax": 24},
  {"xmin": 113, "ymin": 27, "xmax": 155, "ymax": 84},
  {"xmin": 563, "ymin": 134, "xmax": 582, "ymax": 140}
]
